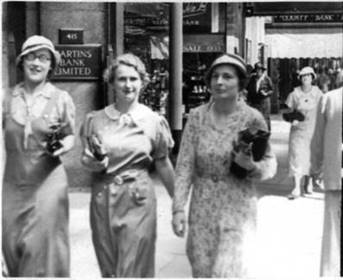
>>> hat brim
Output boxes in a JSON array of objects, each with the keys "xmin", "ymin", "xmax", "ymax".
[
  {"xmin": 298, "ymin": 72, "xmax": 317, "ymax": 80},
  {"xmin": 16, "ymin": 45, "xmax": 61, "ymax": 67}
]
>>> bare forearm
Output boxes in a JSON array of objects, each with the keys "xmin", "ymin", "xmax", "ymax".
[{"xmin": 155, "ymin": 157, "xmax": 175, "ymax": 197}]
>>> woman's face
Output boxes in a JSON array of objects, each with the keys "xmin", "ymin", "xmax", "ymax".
[
  {"xmin": 113, "ymin": 64, "xmax": 142, "ymax": 104},
  {"xmin": 301, "ymin": 73, "xmax": 313, "ymax": 86},
  {"xmin": 23, "ymin": 49, "xmax": 52, "ymax": 84},
  {"xmin": 210, "ymin": 64, "xmax": 240, "ymax": 100}
]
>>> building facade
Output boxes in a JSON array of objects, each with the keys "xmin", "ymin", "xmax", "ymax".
[{"xmin": 2, "ymin": 2, "xmax": 245, "ymax": 188}]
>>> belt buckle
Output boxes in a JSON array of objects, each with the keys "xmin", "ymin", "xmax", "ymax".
[{"xmin": 113, "ymin": 175, "xmax": 124, "ymax": 185}]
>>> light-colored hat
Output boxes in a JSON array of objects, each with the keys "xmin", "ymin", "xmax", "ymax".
[
  {"xmin": 16, "ymin": 35, "xmax": 61, "ymax": 67},
  {"xmin": 298, "ymin": 66, "xmax": 316, "ymax": 80},
  {"xmin": 205, "ymin": 53, "xmax": 247, "ymax": 86}
]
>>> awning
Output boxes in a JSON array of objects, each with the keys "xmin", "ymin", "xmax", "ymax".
[{"xmin": 265, "ymin": 27, "xmax": 343, "ymax": 58}]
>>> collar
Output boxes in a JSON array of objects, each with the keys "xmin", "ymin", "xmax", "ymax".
[
  {"xmin": 11, "ymin": 82, "xmax": 53, "ymax": 99},
  {"xmin": 104, "ymin": 103, "xmax": 153, "ymax": 122}
]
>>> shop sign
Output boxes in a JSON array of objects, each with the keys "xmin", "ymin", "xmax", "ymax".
[
  {"xmin": 183, "ymin": 3, "xmax": 211, "ymax": 33},
  {"xmin": 124, "ymin": 3, "xmax": 212, "ymax": 33},
  {"xmin": 245, "ymin": 2, "xmax": 343, "ymax": 16},
  {"xmin": 183, "ymin": 34, "xmax": 225, "ymax": 53},
  {"xmin": 273, "ymin": 13, "xmax": 343, "ymax": 23},
  {"xmin": 52, "ymin": 45, "xmax": 102, "ymax": 81}
]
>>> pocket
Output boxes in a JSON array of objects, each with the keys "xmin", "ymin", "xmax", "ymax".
[{"xmin": 128, "ymin": 176, "xmax": 150, "ymax": 206}]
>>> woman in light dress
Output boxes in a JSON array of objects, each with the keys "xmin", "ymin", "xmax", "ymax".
[
  {"xmin": 172, "ymin": 53, "xmax": 277, "ymax": 277},
  {"xmin": 286, "ymin": 66, "xmax": 323, "ymax": 199}
]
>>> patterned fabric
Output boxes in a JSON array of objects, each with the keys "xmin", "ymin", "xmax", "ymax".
[
  {"xmin": 173, "ymin": 100, "xmax": 277, "ymax": 277},
  {"xmin": 286, "ymin": 86, "xmax": 322, "ymax": 176}
]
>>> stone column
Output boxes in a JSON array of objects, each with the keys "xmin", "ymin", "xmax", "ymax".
[{"xmin": 39, "ymin": 2, "xmax": 107, "ymax": 189}]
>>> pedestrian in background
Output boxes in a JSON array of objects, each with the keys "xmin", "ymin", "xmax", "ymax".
[
  {"xmin": 284, "ymin": 66, "xmax": 323, "ymax": 199},
  {"xmin": 172, "ymin": 53, "xmax": 277, "ymax": 277},
  {"xmin": 246, "ymin": 62, "xmax": 274, "ymax": 130},
  {"xmin": 310, "ymin": 70, "xmax": 342, "ymax": 277},
  {"xmin": 2, "ymin": 35, "xmax": 75, "ymax": 277},
  {"xmin": 80, "ymin": 53, "xmax": 175, "ymax": 277}
]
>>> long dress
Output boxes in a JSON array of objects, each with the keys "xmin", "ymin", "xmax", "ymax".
[
  {"xmin": 80, "ymin": 103, "xmax": 173, "ymax": 277},
  {"xmin": 286, "ymin": 86, "xmax": 322, "ymax": 177},
  {"xmin": 172, "ymin": 100, "xmax": 277, "ymax": 277},
  {"xmin": 2, "ymin": 82, "xmax": 75, "ymax": 277}
]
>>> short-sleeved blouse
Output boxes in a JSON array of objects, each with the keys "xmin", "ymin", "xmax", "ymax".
[
  {"xmin": 80, "ymin": 103, "xmax": 174, "ymax": 174},
  {"xmin": 2, "ymin": 82, "xmax": 75, "ymax": 185},
  {"xmin": 3, "ymin": 82, "xmax": 75, "ymax": 135}
]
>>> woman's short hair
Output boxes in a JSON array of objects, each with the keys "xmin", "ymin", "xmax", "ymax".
[{"xmin": 103, "ymin": 53, "xmax": 150, "ymax": 87}]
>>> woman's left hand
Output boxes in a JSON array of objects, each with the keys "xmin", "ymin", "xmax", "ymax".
[
  {"xmin": 52, "ymin": 135, "xmax": 75, "ymax": 157},
  {"xmin": 232, "ymin": 146, "xmax": 256, "ymax": 171}
]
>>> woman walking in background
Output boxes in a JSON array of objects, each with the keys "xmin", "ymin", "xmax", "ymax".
[
  {"xmin": 285, "ymin": 66, "xmax": 323, "ymax": 199},
  {"xmin": 172, "ymin": 53, "xmax": 277, "ymax": 277},
  {"xmin": 2, "ymin": 35, "xmax": 75, "ymax": 277},
  {"xmin": 80, "ymin": 53, "xmax": 175, "ymax": 277}
]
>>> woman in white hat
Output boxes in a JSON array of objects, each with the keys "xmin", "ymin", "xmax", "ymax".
[
  {"xmin": 285, "ymin": 66, "xmax": 323, "ymax": 199},
  {"xmin": 2, "ymin": 35, "xmax": 75, "ymax": 276},
  {"xmin": 172, "ymin": 53, "xmax": 277, "ymax": 277}
]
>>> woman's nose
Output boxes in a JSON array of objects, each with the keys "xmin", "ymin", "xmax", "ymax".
[
  {"xmin": 124, "ymin": 79, "xmax": 132, "ymax": 87},
  {"xmin": 216, "ymin": 75, "xmax": 223, "ymax": 84}
]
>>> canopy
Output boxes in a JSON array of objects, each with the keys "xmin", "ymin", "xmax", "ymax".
[{"xmin": 265, "ymin": 27, "xmax": 343, "ymax": 58}]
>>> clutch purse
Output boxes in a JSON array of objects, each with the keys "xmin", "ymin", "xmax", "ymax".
[
  {"xmin": 282, "ymin": 110, "xmax": 305, "ymax": 122},
  {"xmin": 46, "ymin": 124, "xmax": 63, "ymax": 154},
  {"xmin": 230, "ymin": 128, "xmax": 270, "ymax": 179}
]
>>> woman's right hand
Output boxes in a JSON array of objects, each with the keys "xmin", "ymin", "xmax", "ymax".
[
  {"xmin": 88, "ymin": 135, "xmax": 107, "ymax": 161},
  {"xmin": 172, "ymin": 211, "xmax": 186, "ymax": 237}
]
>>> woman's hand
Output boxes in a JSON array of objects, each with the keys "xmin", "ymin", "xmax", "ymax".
[
  {"xmin": 231, "ymin": 144, "xmax": 256, "ymax": 171},
  {"xmin": 172, "ymin": 211, "xmax": 186, "ymax": 237},
  {"xmin": 51, "ymin": 135, "xmax": 75, "ymax": 157},
  {"xmin": 88, "ymin": 135, "xmax": 107, "ymax": 161}
]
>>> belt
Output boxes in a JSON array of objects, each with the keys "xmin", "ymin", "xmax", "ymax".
[
  {"xmin": 195, "ymin": 170, "xmax": 228, "ymax": 183},
  {"xmin": 94, "ymin": 168, "xmax": 147, "ymax": 185}
]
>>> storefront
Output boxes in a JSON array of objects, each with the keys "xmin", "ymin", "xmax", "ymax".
[
  {"xmin": 2, "ymin": 2, "xmax": 243, "ymax": 188},
  {"xmin": 122, "ymin": 3, "xmax": 227, "ymax": 118},
  {"xmin": 265, "ymin": 14, "xmax": 343, "ymax": 106}
]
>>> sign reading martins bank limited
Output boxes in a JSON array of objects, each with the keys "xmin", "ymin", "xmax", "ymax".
[{"xmin": 52, "ymin": 45, "xmax": 102, "ymax": 80}]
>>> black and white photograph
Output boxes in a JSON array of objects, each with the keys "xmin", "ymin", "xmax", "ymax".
[{"xmin": 1, "ymin": 1, "xmax": 342, "ymax": 278}]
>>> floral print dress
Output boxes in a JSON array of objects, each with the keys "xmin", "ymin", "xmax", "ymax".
[{"xmin": 173, "ymin": 100, "xmax": 277, "ymax": 278}]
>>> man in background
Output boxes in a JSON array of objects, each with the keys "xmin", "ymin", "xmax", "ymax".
[{"xmin": 246, "ymin": 62, "xmax": 274, "ymax": 130}]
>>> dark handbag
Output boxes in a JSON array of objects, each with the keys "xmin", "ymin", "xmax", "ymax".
[
  {"xmin": 230, "ymin": 128, "xmax": 270, "ymax": 179},
  {"xmin": 282, "ymin": 110, "xmax": 305, "ymax": 122},
  {"xmin": 46, "ymin": 124, "xmax": 63, "ymax": 154}
]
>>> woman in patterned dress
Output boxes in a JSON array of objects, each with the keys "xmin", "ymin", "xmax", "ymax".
[
  {"xmin": 172, "ymin": 53, "xmax": 277, "ymax": 277},
  {"xmin": 80, "ymin": 53, "xmax": 175, "ymax": 277},
  {"xmin": 285, "ymin": 67, "xmax": 323, "ymax": 199},
  {"xmin": 2, "ymin": 35, "xmax": 75, "ymax": 276}
]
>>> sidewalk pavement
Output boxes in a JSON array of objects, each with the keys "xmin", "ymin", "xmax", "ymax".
[{"xmin": 69, "ymin": 115, "xmax": 325, "ymax": 278}]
